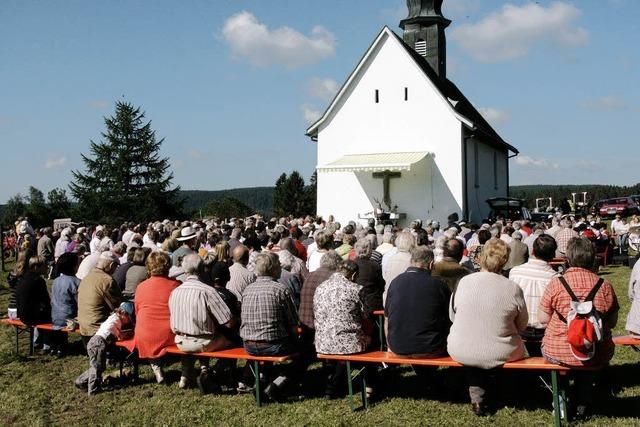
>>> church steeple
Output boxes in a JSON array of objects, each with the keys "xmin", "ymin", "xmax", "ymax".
[{"xmin": 400, "ymin": 0, "xmax": 451, "ymax": 78}]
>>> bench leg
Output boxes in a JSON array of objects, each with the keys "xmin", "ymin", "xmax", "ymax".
[
  {"xmin": 346, "ymin": 361, "xmax": 355, "ymax": 411},
  {"xmin": 28, "ymin": 327, "xmax": 34, "ymax": 356},
  {"xmin": 376, "ymin": 316, "xmax": 385, "ymax": 351},
  {"xmin": 14, "ymin": 327, "xmax": 20, "ymax": 355},
  {"xmin": 253, "ymin": 361, "xmax": 262, "ymax": 407},
  {"xmin": 360, "ymin": 371, "xmax": 368, "ymax": 410},
  {"xmin": 551, "ymin": 370, "xmax": 562, "ymax": 427}
]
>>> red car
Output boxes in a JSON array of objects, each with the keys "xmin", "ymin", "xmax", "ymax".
[{"xmin": 597, "ymin": 197, "xmax": 640, "ymax": 218}]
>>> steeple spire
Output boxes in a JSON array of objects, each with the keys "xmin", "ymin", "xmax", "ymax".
[{"xmin": 400, "ymin": 0, "xmax": 451, "ymax": 78}]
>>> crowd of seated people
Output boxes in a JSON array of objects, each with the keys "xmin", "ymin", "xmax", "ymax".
[{"xmin": 4, "ymin": 211, "xmax": 639, "ymax": 419}]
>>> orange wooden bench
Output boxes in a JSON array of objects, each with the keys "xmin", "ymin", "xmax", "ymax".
[
  {"xmin": 1, "ymin": 318, "xmax": 79, "ymax": 356},
  {"xmin": 549, "ymin": 257, "xmax": 568, "ymax": 273},
  {"xmin": 613, "ymin": 335, "xmax": 640, "ymax": 352},
  {"xmin": 114, "ymin": 340, "xmax": 294, "ymax": 406},
  {"xmin": 317, "ymin": 351, "xmax": 597, "ymax": 427}
]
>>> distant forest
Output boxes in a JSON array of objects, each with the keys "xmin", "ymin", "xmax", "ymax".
[
  {"xmin": 3, "ymin": 184, "xmax": 640, "ymax": 224},
  {"xmin": 509, "ymin": 184, "xmax": 640, "ymax": 209},
  {"xmin": 181, "ymin": 187, "xmax": 275, "ymax": 217}
]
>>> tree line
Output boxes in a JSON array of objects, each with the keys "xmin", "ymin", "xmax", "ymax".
[{"xmin": 1, "ymin": 101, "xmax": 317, "ymax": 228}]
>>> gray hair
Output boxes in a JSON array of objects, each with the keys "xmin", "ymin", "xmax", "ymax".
[
  {"xmin": 319, "ymin": 250, "xmax": 342, "ymax": 270},
  {"xmin": 96, "ymin": 251, "xmax": 119, "ymax": 271},
  {"xmin": 410, "ymin": 246, "xmax": 434, "ymax": 268},
  {"xmin": 112, "ymin": 241, "xmax": 127, "ymax": 256},
  {"xmin": 182, "ymin": 253, "xmax": 203, "ymax": 275},
  {"xmin": 277, "ymin": 250, "xmax": 294, "ymax": 270},
  {"xmin": 490, "ymin": 226, "xmax": 501, "ymax": 238},
  {"xmin": 255, "ymin": 252, "xmax": 281, "ymax": 277},
  {"xmin": 395, "ymin": 230, "xmax": 416, "ymax": 252},
  {"xmin": 99, "ymin": 241, "xmax": 112, "ymax": 253},
  {"xmin": 382, "ymin": 231, "xmax": 394, "ymax": 244},
  {"xmin": 512, "ymin": 231, "xmax": 523, "ymax": 241},
  {"xmin": 354, "ymin": 238, "xmax": 372, "ymax": 259}
]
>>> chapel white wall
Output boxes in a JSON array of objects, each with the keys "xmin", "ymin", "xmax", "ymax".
[{"xmin": 315, "ymin": 31, "xmax": 463, "ymax": 226}]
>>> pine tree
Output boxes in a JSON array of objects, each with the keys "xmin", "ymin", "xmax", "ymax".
[
  {"xmin": 273, "ymin": 171, "xmax": 315, "ymax": 217},
  {"xmin": 273, "ymin": 173, "xmax": 288, "ymax": 217},
  {"xmin": 70, "ymin": 101, "xmax": 182, "ymax": 224}
]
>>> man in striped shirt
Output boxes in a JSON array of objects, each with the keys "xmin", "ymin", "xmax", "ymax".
[
  {"xmin": 509, "ymin": 235, "xmax": 558, "ymax": 356},
  {"xmin": 169, "ymin": 253, "xmax": 235, "ymax": 391}
]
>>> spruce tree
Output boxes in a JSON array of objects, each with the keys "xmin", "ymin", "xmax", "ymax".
[{"xmin": 70, "ymin": 101, "xmax": 182, "ymax": 224}]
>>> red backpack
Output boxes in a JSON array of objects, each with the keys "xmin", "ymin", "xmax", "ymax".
[{"xmin": 557, "ymin": 276, "xmax": 604, "ymax": 361}]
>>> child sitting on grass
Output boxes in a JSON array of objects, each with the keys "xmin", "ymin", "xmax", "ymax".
[{"xmin": 74, "ymin": 302, "xmax": 134, "ymax": 395}]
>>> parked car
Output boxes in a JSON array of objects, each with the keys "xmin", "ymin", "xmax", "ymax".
[
  {"xmin": 486, "ymin": 197, "xmax": 532, "ymax": 223},
  {"xmin": 597, "ymin": 197, "xmax": 640, "ymax": 218}
]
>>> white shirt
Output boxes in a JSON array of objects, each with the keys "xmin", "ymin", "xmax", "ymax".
[
  {"xmin": 612, "ymin": 219, "xmax": 628, "ymax": 235},
  {"xmin": 76, "ymin": 252, "xmax": 101, "ymax": 280},
  {"xmin": 500, "ymin": 234, "xmax": 513, "ymax": 244},
  {"xmin": 89, "ymin": 237, "xmax": 102, "ymax": 254},
  {"xmin": 307, "ymin": 249, "xmax": 326, "ymax": 273},
  {"xmin": 122, "ymin": 230, "xmax": 135, "ymax": 247},
  {"xmin": 95, "ymin": 312, "xmax": 126, "ymax": 340},
  {"xmin": 509, "ymin": 258, "xmax": 558, "ymax": 329}
]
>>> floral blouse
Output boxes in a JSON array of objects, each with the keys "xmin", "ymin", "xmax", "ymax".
[{"xmin": 313, "ymin": 273, "xmax": 370, "ymax": 354}]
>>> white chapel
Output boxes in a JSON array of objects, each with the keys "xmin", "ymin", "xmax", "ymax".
[{"xmin": 306, "ymin": 0, "xmax": 518, "ymax": 226}]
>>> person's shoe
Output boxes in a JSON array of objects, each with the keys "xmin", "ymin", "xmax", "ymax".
[
  {"xmin": 196, "ymin": 369, "xmax": 220, "ymax": 395},
  {"xmin": 178, "ymin": 376, "xmax": 191, "ymax": 389},
  {"xmin": 150, "ymin": 364, "xmax": 165, "ymax": 384},
  {"xmin": 574, "ymin": 404, "xmax": 589, "ymax": 421},
  {"xmin": 264, "ymin": 382, "xmax": 285, "ymax": 403},
  {"xmin": 237, "ymin": 382, "xmax": 254, "ymax": 394},
  {"xmin": 471, "ymin": 402, "xmax": 488, "ymax": 416}
]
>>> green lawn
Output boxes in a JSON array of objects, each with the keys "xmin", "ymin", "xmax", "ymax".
[{"xmin": 0, "ymin": 263, "xmax": 638, "ymax": 426}]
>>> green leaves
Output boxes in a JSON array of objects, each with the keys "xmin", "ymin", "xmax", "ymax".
[{"xmin": 70, "ymin": 101, "xmax": 182, "ymax": 225}]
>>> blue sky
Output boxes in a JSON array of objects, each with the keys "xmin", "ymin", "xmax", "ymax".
[{"xmin": 1, "ymin": 0, "xmax": 638, "ymax": 203}]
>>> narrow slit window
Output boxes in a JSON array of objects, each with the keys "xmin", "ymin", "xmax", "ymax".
[
  {"xmin": 375, "ymin": 89, "xmax": 379, "ymax": 103},
  {"xmin": 404, "ymin": 87, "xmax": 408, "ymax": 101},
  {"xmin": 493, "ymin": 151, "xmax": 498, "ymax": 189},
  {"xmin": 474, "ymin": 143, "xmax": 479, "ymax": 188}
]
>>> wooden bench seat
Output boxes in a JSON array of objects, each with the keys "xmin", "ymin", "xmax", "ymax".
[
  {"xmin": 318, "ymin": 351, "xmax": 596, "ymax": 427},
  {"xmin": 114, "ymin": 340, "xmax": 294, "ymax": 406},
  {"xmin": 1, "ymin": 318, "xmax": 79, "ymax": 356},
  {"xmin": 613, "ymin": 335, "xmax": 640, "ymax": 351}
]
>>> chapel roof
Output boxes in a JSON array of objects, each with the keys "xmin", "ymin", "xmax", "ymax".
[
  {"xmin": 389, "ymin": 30, "xmax": 518, "ymax": 154},
  {"xmin": 306, "ymin": 27, "xmax": 518, "ymax": 155}
]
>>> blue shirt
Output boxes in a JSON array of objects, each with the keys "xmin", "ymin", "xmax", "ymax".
[{"xmin": 51, "ymin": 274, "xmax": 80, "ymax": 328}]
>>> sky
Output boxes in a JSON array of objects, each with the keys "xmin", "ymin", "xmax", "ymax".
[{"xmin": 1, "ymin": 0, "xmax": 639, "ymax": 203}]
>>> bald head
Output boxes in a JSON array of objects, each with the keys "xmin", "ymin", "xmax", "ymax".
[{"xmin": 232, "ymin": 245, "xmax": 250, "ymax": 266}]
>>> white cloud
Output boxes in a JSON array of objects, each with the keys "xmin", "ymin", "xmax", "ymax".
[
  {"xmin": 575, "ymin": 160, "xmax": 602, "ymax": 171},
  {"xmin": 478, "ymin": 107, "xmax": 510, "ymax": 125},
  {"xmin": 306, "ymin": 77, "xmax": 339, "ymax": 102},
  {"xmin": 187, "ymin": 148, "xmax": 203, "ymax": 159},
  {"xmin": 221, "ymin": 11, "xmax": 336, "ymax": 68},
  {"xmin": 89, "ymin": 100, "xmax": 109, "ymax": 109},
  {"xmin": 514, "ymin": 155, "xmax": 559, "ymax": 169},
  {"xmin": 580, "ymin": 95, "xmax": 627, "ymax": 111},
  {"xmin": 444, "ymin": 0, "xmax": 481, "ymax": 15},
  {"xmin": 45, "ymin": 155, "xmax": 67, "ymax": 169},
  {"xmin": 301, "ymin": 103, "xmax": 322, "ymax": 124},
  {"xmin": 451, "ymin": 2, "xmax": 588, "ymax": 62}
]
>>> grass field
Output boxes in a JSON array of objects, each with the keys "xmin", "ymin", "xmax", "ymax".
[{"xmin": 0, "ymin": 262, "xmax": 638, "ymax": 426}]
